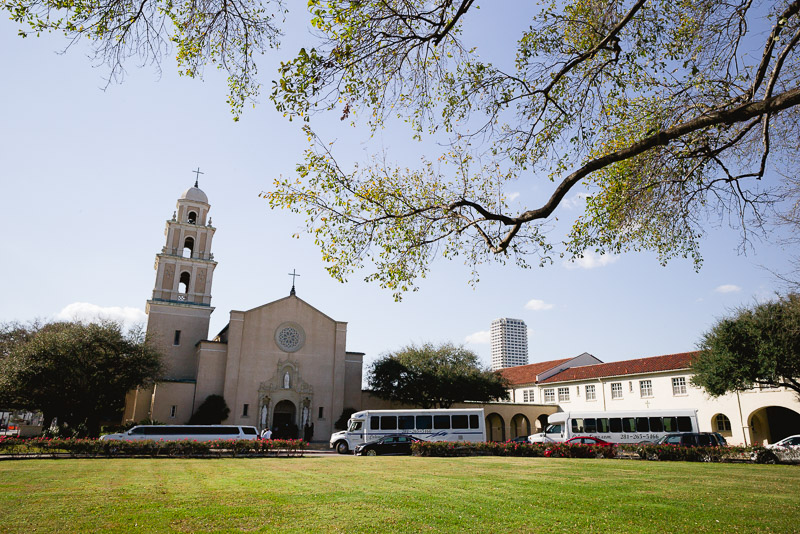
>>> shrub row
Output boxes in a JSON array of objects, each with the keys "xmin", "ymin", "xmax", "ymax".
[
  {"xmin": 412, "ymin": 441, "xmax": 795, "ymax": 464},
  {"xmin": 0, "ymin": 437, "xmax": 306, "ymax": 458}
]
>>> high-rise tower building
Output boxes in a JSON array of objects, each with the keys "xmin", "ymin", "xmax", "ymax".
[{"xmin": 490, "ymin": 318, "xmax": 528, "ymax": 371}]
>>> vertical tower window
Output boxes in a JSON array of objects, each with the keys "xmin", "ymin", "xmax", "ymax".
[
  {"xmin": 178, "ymin": 272, "xmax": 191, "ymax": 300},
  {"xmin": 173, "ymin": 330, "xmax": 181, "ymax": 346},
  {"xmin": 242, "ymin": 404, "xmax": 249, "ymax": 417},
  {"xmin": 187, "ymin": 211, "xmax": 197, "ymax": 224},
  {"xmin": 170, "ymin": 405, "xmax": 177, "ymax": 418},
  {"xmin": 318, "ymin": 407, "xmax": 324, "ymax": 419},
  {"xmin": 183, "ymin": 237, "xmax": 194, "ymax": 258}
]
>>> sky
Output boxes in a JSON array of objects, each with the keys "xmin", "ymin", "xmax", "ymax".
[{"xmin": 1, "ymin": 4, "xmax": 796, "ymax": 373}]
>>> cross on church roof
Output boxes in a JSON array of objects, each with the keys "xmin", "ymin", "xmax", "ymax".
[
  {"xmin": 192, "ymin": 167, "xmax": 204, "ymax": 188},
  {"xmin": 288, "ymin": 269, "xmax": 300, "ymax": 296}
]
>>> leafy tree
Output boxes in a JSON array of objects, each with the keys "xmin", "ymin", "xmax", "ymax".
[
  {"xmin": 0, "ymin": 321, "xmax": 163, "ymax": 437},
  {"xmin": 368, "ymin": 342, "xmax": 508, "ymax": 408},
  {"xmin": 188, "ymin": 394, "xmax": 231, "ymax": 424},
  {"xmin": 334, "ymin": 407, "xmax": 357, "ymax": 431},
  {"xmin": 692, "ymin": 294, "xmax": 800, "ymax": 397},
  {"xmin": 8, "ymin": 1, "xmax": 800, "ymax": 297}
]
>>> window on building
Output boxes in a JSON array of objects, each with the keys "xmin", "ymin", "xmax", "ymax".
[
  {"xmin": 188, "ymin": 211, "xmax": 197, "ymax": 224},
  {"xmin": 585, "ymin": 385, "xmax": 596, "ymax": 401},
  {"xmin": 169, "ymin": 405, "xmax": 177, "ymax": 418},
  {"xmin": 629, "ymin": 381, "xmax": 633, "ymax": 392},
  {"xmin": 558, "ymin": 387, "xmax": 570, "ymax": 402},
  {"xmin": 522, "ymin": 389, "xmax": 534, "ymax": 403},
  {"xmin": 715, "ymin": 414, "xmax": 732, "ymax": 433},
  {"xmin": 639, "ymin": 380, "xmax": 653, "ymax": 398},
  {"xmin": 318, "ymin": 407, "xmax": 324, "ymax": 419},
  {"xmin": 242, "ymin": 404, "xmax": 249, "ymax": 417},
  {"xmin": 173, "ymin": 330, "xmax": 181, "ymax": 346},
  {"xmin": 611, "ymin": 382, "xmax": 623, "ymax": 399},
  {"xmin": 543, "ymin": 389, "xmax": 555, "ymax": 403},
  {"xmin": 672, "ymin": 377, "xmax": 687, "ymax": 396}
]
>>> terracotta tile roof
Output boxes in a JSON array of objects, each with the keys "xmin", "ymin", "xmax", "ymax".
[
  {"xmin": 499, "ymin": 358, "xmax": 574, "ymax": 385},
  {"xmin": 538, "ymin": 351, "xmax": 698, "ymax": 384}
]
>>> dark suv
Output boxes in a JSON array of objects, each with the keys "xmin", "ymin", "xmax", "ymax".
[{"xmin": 656, "ymin": 432, "xmax": 724, "ymax": 447}]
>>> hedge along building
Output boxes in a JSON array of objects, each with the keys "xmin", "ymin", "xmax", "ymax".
[
  {"xmin": 501, "ymin": 352, "xmax": 800, "ymax": 446},
  {"xmin": 123, "ymin": 183, "xmax": 364, "ymax": 440}
]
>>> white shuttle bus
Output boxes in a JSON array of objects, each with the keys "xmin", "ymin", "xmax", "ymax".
[
  {"xmin": 528, "ymin": 410, "xmax": 699, "ymax": 444},
  {"xmin": 100, "ymin": 425, "xmax": 259, "ymax": 442},
  {"xmin": 329, "ymin": 408, "xmax": 486, "ymax": 454}
]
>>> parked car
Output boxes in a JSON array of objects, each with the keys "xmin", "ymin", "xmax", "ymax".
[
  {"xmin": 654, "ymin": 432, "xmax": 724, "ymax": 447},
  {"xmin": 766, "ymin": 434, "xmax": 800, "ymax": 450},
  {"xmin": 508, "ymin": 436, "xmax": 529, "ymax": 444},
  {"xmin": 712, "ymin": 432, "xmax": 728, "ymax": 447},
  {"xmin": 354, "ymin": 434, "xmax": 425, "ymax": 456}
]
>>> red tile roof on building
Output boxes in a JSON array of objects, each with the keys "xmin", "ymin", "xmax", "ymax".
[
  {"xmin": 538, "ymin": 351, "xmax": 698, "ymax": 384},
  {"xmin": 498, "ymin": 358, "xmax": 574, "ymax": 385}
]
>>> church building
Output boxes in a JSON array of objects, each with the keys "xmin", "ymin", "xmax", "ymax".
[{"xmin": 123, "ymin": 183, "xmax": 364, "ymax": 440}]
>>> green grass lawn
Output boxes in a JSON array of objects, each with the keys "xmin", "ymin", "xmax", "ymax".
[{"xmin": 0, "ymin": 456, "xmax": 797, "ymax": 533}]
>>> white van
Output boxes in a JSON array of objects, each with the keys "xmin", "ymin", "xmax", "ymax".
[
  {"xmin": 528, "ymin": 409, "xmax": 699, "ymax": 444},
  {"xmin": 100, "ymin": 425, "xmax": 259, "ymax": 442},
  {"xmin": 329, "ymin": 408, "xmax": 486, "ymax": 454}
]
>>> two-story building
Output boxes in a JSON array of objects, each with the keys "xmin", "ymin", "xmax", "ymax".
[{"xmin": 501, "ymin": 351, "xmax": 800, "ymax": 446}]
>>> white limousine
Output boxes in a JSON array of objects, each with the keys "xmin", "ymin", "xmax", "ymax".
[{"xmin": 100, "ymin": 425, "xmax": 259, "ymax": 442}]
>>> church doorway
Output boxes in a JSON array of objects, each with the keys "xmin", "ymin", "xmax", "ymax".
[{"xmin": 273, "ymin": 400, "xmax": 297, "ymax": 439}]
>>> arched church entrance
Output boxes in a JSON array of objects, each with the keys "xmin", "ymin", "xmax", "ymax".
[
  {"xmin": 273, "ymin": 400, "xmax": 297, "ymax": 439},
  {"xmin": 748, "ymin": 406, "xmax": 800, "ymax": 446},
  {"xmin": 486, "ymin": 413, "xmax": 505, "ymax": 442},
  {"xmin": 511, "ymin": 414, "xmax": 531, "ymax": 439}
]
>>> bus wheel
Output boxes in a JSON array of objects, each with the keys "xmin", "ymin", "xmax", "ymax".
[
  {"xmin": 366, "ymin": 449, "xmax": 377, "ymax": 456},
  {"xmin": 336, "ymin": 441, "xmax": 349, "ymax": 455}
]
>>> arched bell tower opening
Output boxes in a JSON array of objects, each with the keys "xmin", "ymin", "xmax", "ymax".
[{"xmin": 183, "ymin": 237, "xmax": 194, "ymax": 258}]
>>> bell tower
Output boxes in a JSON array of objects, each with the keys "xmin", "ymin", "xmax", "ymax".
[{"xmin": 146, "ymin": 181, "xmax": 217, "ymax": 380}]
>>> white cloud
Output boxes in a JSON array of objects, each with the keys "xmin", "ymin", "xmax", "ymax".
[
  {"xmin": 563, "ymin": 251, "xmax": 619, "ymax": 270},
  {"xmin": 524, "ymin": 299, "xmax": 554, "ymax": 311},
  {"xmin": 55, "ymin": 302, "xmax": 146, "ymax": 330},
  {"xmin": 507, "ymin": 192, "xmax": 521, "ymax": 202},
  {"xmin": 715, "ymin": 284, "xmax": 741, "ymax": 294},
  {"xmin": 464, "ymin": 330, "xmax": 491, "ymax": 344},
  {"xmin": 562, "ymin": 192, "xmax": 589, "ymax": 210}
]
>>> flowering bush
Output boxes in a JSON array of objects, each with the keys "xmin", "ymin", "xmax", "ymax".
[{"xmin": 0, "ymin": 436, "xmax": 306, "ymax": 458}]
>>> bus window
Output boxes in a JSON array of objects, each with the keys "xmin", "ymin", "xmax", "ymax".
[
  {"xmin": 416, "ymin": 415, "xmax": 432, "ymax": 429},
  {"xmin": 622, "ymin": 418, "xmax": 636, "ymax": 433},
  {"xmin": 584, "ymin": 418, "xmax": 597, "ymax": 433},
  {"xmin": 348, "ymin": 421, "xmax": 362, "ymax": 432},
  {"xmin": 677, "ymin": 416, "xmax": 693, "ymax": 432},
  {"xmin": 398, "ymin": 416, "xmax": 415, "ymax": 430},
  {"xmin": 452, "ymin": 415, "xmax": 468, "ymax": 429},
  {"xmin": 648, "ymin": 417, "xmax": 663, "ymax": 432},
  {"xmin": 663, "ymin": 417, "xmax": 677, "ymax": 432},
  {"xmin": 469, "ymin": 415, "xmax": 479, "ymax": 429},
  {"xmin": 596, "ymin": 418, "xmax": 610, "ymax": 433},
  {"xmin": 381, "ymin": 416, "xmax": 397, "ymax": 430},
  {"xmin": 546, "ymin": 424, "xmax": 562, "ymax": 435},
  {"xmin": 636, "ymin": 417, "xmax": 649, "ymax": 432},
  {"xmin": 370, "ymin": 416, "xmax": 380, "ymax": 430},
  {"xmin": 434, "ymin": 415, "xmax": 450, "ymax": 429},
  {"xmin": 571, "ymin": 419, "xmax": 584, "ymax": 433},
  {"xmin": 609, "ymin": 418, "xmax": 622, "ymax": 433}
]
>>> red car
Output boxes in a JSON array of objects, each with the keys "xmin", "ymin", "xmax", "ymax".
[{"xmin": 564, "ymin": 436, "xmax": 613, "ymax": 446}]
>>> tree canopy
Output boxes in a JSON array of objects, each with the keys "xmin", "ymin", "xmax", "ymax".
[
  {"xmin": 188, "ymin": 394, "xmax": 231, "ymax": 424},
  {"xmin": 0, "ymin": 321, "xmax": 163, "ymax": 436},
  {"xmin": 368, "ymin": 342, "xmax": 508, "ymax": 408},
  {"xmin": 691, "ymin": 293, "xmax": 800, "ymax": 397},
  {"xmin": 7, "ymin": 0, "xmax": 800, "ymax": 297}
]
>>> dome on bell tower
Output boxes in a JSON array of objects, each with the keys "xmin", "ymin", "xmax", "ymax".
[{"xmin": 180, "ymin": 185, "xmax": 209, "ymax": 204}]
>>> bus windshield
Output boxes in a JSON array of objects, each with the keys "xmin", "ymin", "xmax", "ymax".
[
  {"xmin": 347, "ymin": 420, "xmax": 363, "ymax": 432},
  {"xmin": 546, "ymin": 424, "xmax": 562, "ymax": 435}
]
